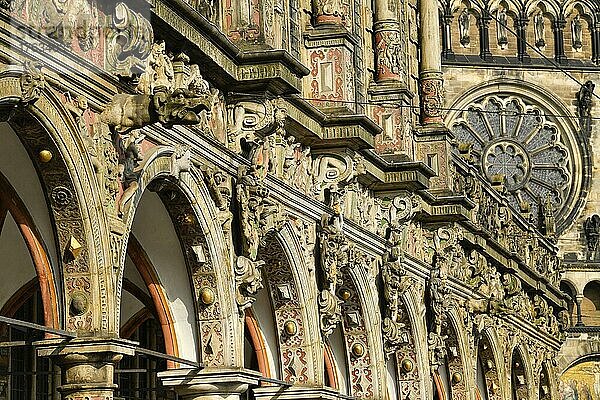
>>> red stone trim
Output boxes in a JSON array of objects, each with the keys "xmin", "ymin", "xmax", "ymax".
[
  {"xmin": 0, "ymin": 171, "xmax": 59, "ymax": 330},
  {"xmin": 245, "ymin": 308, "xmax": 271, "ymax": 379},
  {"xmin": 127, "ymin": 234, "xmax": 179, "ymax": 364}
]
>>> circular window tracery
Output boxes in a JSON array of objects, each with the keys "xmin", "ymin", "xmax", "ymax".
[{"xmin": 450, "ymin": 95, "xmax": 576, "ymax": 231}]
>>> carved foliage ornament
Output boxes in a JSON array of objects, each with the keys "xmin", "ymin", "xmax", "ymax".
[{"xmin": 318, "ymin": 208, "xmax": 347, "ymax": 336}]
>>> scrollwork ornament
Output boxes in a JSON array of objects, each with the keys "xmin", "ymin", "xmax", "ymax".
[{"xmin": 234, "ymin": 255, "xmax": 265, "ymax": 313}]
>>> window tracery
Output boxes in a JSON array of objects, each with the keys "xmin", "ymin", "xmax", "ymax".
[{"xmin": 450, "ymin": 95, "xmax": 575, "ymax": 229}]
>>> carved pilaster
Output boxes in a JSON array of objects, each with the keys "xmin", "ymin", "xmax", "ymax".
[
  {"xmin": 311, "ymin": 0, "xmax": 345, "ymax": 26},
  {"xmin": 419, "ymin": 71, "xmax": 444, "ymax": 125}
]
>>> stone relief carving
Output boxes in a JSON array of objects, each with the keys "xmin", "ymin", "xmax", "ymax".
[
  {"xmin": 318, "ymin": 194, "xmax": 348, "ymax": 336},
  {"xmin": 234, "ymin": 255, "xmax": 266, "ymax": 313},
  {"xmin": 20, "ymin": 61, "xmax": 45, "ymax": 105},
  {"xmin": 101, "ymin": 43, "xmax": 214, "ymax": 133},
  {"xmin": 106, "ymin": 3, "xmax": 154, "ymax": 76},
  {"xmin": 311, "ymin": 0, "xmax": 344, "ymax": 25},
  {"xmin": 43, "ymin": 0, "xmax": 100, "ymax": 52},
  {"xmin": 380, "ymin": 254, "xmax": 411, "ymax": 356}
]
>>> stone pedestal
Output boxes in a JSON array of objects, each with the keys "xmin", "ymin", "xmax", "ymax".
[
  {"xmin": 35, "ymin": 338, "xmax": 136, "ymax": 400},
  {"xmin": 158, "ymin": 368, "xmax": 261, "ymax": 400}
]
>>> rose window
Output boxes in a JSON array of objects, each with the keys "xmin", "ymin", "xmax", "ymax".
[{"xmin": 449, "ymin": 95, "xmax": 580, "ymax": 231}]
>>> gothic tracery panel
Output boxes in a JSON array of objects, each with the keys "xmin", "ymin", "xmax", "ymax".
[{"xmin": 450, "ymin": 95, "xmax": 578, "ymax": 230}]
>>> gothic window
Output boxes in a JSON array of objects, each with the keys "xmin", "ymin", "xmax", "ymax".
[{"xmin": 450, "ymin": 95, "xmax": 575, "ymax": 230}]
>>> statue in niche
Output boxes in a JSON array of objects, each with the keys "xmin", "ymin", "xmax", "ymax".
[
  {"xmin": 572, "ymin": 15, "xmax": 583, "ymax": 50},
  {"xmin": 459, "ymin": 9, "xmax": 471, "ymax": 47},
  {"xmin": 534, "ymin": 11, "xmax": 545, "ymax": 48},
  {"xmin": 584, "ymin": 214, "xmax": 600, "ymax": 260},
  {"xmin": 497, "ymin": 7, "xmax": 508, "ymax": 48}
]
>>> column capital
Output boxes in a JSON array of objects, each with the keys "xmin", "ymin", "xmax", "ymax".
[
  {"xmin": 159, "ymin": 368, "xmax": 262, "ymax": 400},
  {"xmin": 35, "ymin": 338, "xmax": 136, "ymax": 399},
  {"xmin": 254, "ymin": 386, "xmax": 348, "ymax": 400}
]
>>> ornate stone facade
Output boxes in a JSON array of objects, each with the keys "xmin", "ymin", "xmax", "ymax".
[{"xmin": 0, "ymin": 0, "xmax": 584, "ymax": 399}]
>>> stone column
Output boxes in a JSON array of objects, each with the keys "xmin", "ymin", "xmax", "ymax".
[
  {"xmin": 159, "ymin": 368, "xmax": 261, "ymax": 400},
  {"xmin": 36, "ymin": 338, "xmax": 136, "ymax": 400},
  {"xmin": 553, "ymin": 18, "xmax": 567, "ymax": 64},
  {"xmin": 419, "ymin": 0, "xmax": 444, "ymax": 125},
  {"xmin": 576, "ymin": 294, "xmax": 585, "ymax": 326},
  {"xmin": 592, "ymin": 23, "xmax": 600, "ymax": 64},
  {"xmin": 441, "ymin": 13, "xmax": 455, "ymax": 60},
  {"xmin": 374, "ymin": 0, "xmax": 403, "ymax": 82},
  {"xmin": 516, "ymin": 16, "xmax": 530, "ymax": 63},
  {"xmin": 478, "ymin": 11, "xmax": 493, "ymax": 60}
]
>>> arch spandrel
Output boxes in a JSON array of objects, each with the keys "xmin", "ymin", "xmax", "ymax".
[
  {"xmin": 0, "ymin": 65, "xmax": 115, "ymax": 335},
  {"xmin": 116, "ymin": 146, "xmax": 241, "ymax": 367}
]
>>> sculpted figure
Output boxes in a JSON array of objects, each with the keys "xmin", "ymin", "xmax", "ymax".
[
  {"xmin": 534, "ymin": 12, "xmax": 545, "ymax": 48},
  {"xmin": 572, "ymin": 15, "xmax": 583, "ymax": 50},
  {"xmin": 101, "ymin": 44, "xmax": 214, "ymax": 134},
  {"xmin": 497, "ymin": 8, "xmax": 508, "ymax": 47},
  {"xmin": 459, "ymin": 9, "xmax": 471, "ymax": 46},
  {"xmin": 577, "ymin": 80, "xmax": 595, "ymax": 136}
]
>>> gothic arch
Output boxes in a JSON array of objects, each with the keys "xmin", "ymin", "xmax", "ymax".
[
  {"xmin": 0, "ymin": 66, "xmax": 111, "ymax": 334},
  {"xmin": 118, "ymin": 145, "xmax": 241, "ymax": 367},
  {"xmin": 445, "ymin": 78, "xmax": 590, "ymax": 236}
]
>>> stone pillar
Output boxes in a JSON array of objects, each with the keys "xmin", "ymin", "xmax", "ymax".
[
  {"xmin": 592, "ymin": 23, "xmax": 600, "ymax": 64},
  {"xmin": 36, "ymin": 338, "xmax": 136, "ymax": 400},
  {"xmin": 441, "ymin": 13, "xmax": 455, "ymax": 60},
  {"xmin": 516, "ymin": 16, "xmax": 530, "ymax": 63},
  {"xmin": 374, "ymin": 0, "xmax": 403, "ymax": 82},
  {"xmin": 419, "ymin": 0, "xmax": 444, "ymax": 125},
  {"xmin": 553, "ymin": 18, "xmax": 567, "ymax": 64},
  {"xmin": 159, "ymin": 368, "xmax": 261, "ymax": 400},
  {"xmin": 576, "ymin": 295, "xmax": 585, "ymax": 326},
  {"xmin": 478, "ymin": 11, "xmax": 493, "ymax": 60}
]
